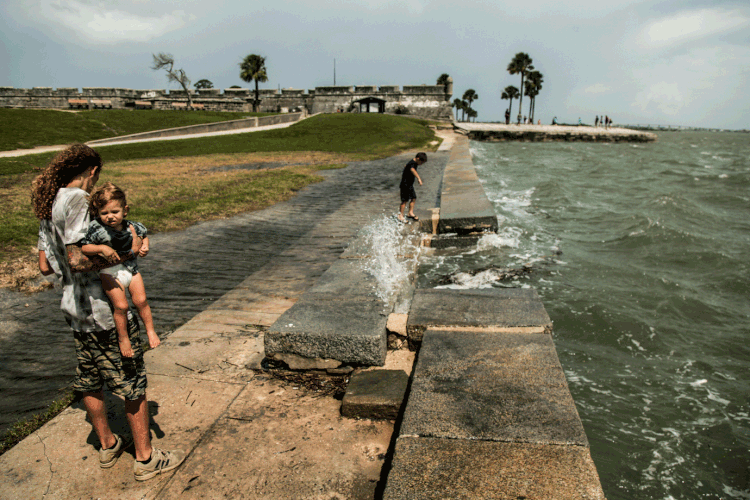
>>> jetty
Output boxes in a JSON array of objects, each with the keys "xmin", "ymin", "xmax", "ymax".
[
  {"xmin": 0, "ymin": 130, "xmax": 606, "ymax": 499},
  {"xmin": 457, "ymin": 122, "xmax": 657, "ymax": 142}
]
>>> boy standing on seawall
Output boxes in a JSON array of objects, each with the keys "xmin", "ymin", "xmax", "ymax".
[{"xmin": 398, "ymin": 152, "xmax": 427, "ymax": 223}]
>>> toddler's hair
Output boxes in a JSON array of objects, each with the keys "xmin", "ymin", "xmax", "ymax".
[
  {"xmin": 416, "ymin": 152, "xmax": 427, "ymax": 162},
  {"xmin": 89, "ymin": 182, "xmax": 127, "ymax": 216}
]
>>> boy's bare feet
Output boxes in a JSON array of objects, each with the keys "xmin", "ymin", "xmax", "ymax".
[
  {"xmin": 146, "ymin": 332, "xmax": 161, "ymax": 349},
  {"xmin": 119, "ymin": 338, "xmax": 134, "ymax": 358}
]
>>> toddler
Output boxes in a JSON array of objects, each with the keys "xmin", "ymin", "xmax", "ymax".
[{"xmin": 81, "ymin": 182, "xmax": 159, "ymax": 357}]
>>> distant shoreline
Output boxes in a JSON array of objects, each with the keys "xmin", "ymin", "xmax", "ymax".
[{"xmin": 454, "ymin": 123, "xmax": 657, "ymax": 142}]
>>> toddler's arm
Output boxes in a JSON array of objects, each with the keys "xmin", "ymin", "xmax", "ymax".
[{"xmin": 138, "ymin": 236, "xmax": 150, "ymax": 257}]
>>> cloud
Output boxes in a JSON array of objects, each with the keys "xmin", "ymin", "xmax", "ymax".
[
  {"xmin": 638, "ymin": 8, "xmax": 749, "ymax": 49},
  {"xmin": 584, "ymin": 83, "xmax": 610, "ymax": 94},
  {"xmin": 633, "ymin": 81, "xmax": 684, "ymax": 116},
  {"xmin": 42, "ymin": 0, "xmax": 196, "ymax": 43}
]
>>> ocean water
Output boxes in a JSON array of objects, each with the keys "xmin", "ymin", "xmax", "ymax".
[{"xmin": 418, "ymin": 131, "xmax": 750, "ymax": 500}]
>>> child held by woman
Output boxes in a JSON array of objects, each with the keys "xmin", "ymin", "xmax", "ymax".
[{"xmin": 81, "ymin": 182, "xmax": 160, "ymax": 357}]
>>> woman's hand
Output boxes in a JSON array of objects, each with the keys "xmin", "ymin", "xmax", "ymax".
[
  {"xmin": 129, "ymin": 225, "xmax": 143, "ymax": 255},
  {"xmin": 98, "ymin": 246, "xmax": 121, "ymax": 264}
]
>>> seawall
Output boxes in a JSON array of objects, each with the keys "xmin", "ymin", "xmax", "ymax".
[{"xmin": 457, "ymin": 122, "xmax": 657, "ymax": 142}]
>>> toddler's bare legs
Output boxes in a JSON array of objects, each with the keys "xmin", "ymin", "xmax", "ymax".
[
  {"xmin": 129, "ymin": 273, "xmax": 160, "ymax": 349},
  {"xmin": 100, "ymin": 274, "xmax": 133, "ymax": 357}
]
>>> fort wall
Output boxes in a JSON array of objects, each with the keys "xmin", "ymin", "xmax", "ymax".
[{"xmin": 0, "ymin": 84, "xmax": 453, "ymax": 119}]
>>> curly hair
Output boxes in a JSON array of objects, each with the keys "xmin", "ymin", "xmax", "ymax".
[
  {"xmin": 89, "ymin": 182, "xmax": 127, "ymax": 217},
  {"xmin": 31, "ymin": 144, "xmax": 102, "ymax": 220}
]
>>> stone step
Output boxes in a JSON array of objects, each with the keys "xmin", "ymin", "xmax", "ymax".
[{"xmin": 340, "ymin": 369, "xmax": 409, "ymax": 420}]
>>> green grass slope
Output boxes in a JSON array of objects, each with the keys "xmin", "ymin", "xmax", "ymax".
[
  {"xmin": 0, "ymin": 108, "xmax": 273, "ymax": 151},
  {"xmin": 0, "ymin": 113, "xmax": 437, "ymax": 176}
]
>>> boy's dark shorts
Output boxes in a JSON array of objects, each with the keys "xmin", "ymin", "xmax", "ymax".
[
  {"xmin": 72, "ymin": 315, "xmax": 147, "ymax": 400},
  {"xmin": 400, "ymin": 184, "xmax": 417, "ymax": 203}
]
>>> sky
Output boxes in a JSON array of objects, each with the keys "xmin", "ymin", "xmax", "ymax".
[{"xmin": 1, "ymin": 0, "xmax": 749, "ymax": 129}]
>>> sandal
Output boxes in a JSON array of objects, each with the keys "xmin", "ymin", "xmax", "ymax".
[{"xmin": 407, "ymin": 215, "xmax": 420, "ymax": 221}]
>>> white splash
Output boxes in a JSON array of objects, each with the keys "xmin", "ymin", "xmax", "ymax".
[{"xmin": 358, "ymin": 216, "xmax": 417, "ymax": 304}]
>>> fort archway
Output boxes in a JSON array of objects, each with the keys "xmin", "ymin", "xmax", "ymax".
[{"xmin": 354, "ymin": 96, "xmax": 385, "ymax": 113}]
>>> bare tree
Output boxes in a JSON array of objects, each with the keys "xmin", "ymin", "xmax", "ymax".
[{"xmin": 151, "ymin": 53, "xmax": 193, "ymax": 109}]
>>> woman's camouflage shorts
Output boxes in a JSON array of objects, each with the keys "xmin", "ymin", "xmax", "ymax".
[{"xmin": 72, "ymin": 315, "xmax": 147, "ymax": 400}]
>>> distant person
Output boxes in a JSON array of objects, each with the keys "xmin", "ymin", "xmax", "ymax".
[
  {"xmin": 595, "ymin": 116, "xmax": 599, "ymax": 127},
  {"xmin": 32, "ymin": 144, "xmax": 185, "ymax": 482},
  {"xmin": 398, "ymin": 152, "xmax": 427, "ymax": 223},
  {"xmin": 505, "ymin": 109, "xmax": 510, "ymax": 124},
  {"xmin": 81, "ymin": 182, "xmax": 161, "ymax": 358},
  {"xmin": 537, "ymin": 119, "xmax": 541, "ymax": 125},
  {"xmin": 578, "ymin": 117, "xmax": 582, "ymax": 126},
  {"xmin": 552, "ymin": 116, "xmax": 558, "ymax": 125},
  {"xmin": 605, "ymin": 115, "xmax": 610, "ymax": 129}
]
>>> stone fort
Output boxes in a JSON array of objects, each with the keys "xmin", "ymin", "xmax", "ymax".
[{"xmin": 0, "ymin": 81, "xmax": 454, "ymax": 120}]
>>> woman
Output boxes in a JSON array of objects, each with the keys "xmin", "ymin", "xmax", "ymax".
[{"xmin": 32, "ymin": 144, "xmax": 183, "ymax": 481}]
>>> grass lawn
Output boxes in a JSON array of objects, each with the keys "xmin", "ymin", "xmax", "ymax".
[
  {"xmin": 0, "ymin": 112, "xmax": 437, "ymax": 176},
  {"xmin": 0, "ymin": 108, "xmax": 274, "ymax": 151}
]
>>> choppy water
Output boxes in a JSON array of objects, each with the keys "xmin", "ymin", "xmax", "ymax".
[{"xmin": 418, "ymin": 131, "xmax": 750, "ymax": 499}]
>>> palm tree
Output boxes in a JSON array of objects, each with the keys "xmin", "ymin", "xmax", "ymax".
[
  {"xmin": 501, "ymin": 85, "xmax": 520, "ymax": 122},
  {"xmin": 467, "ymin": 108, "xmax": 478, "ymax": 123},
  {"xmin": 507, "ymin": 52, "xmax": 534, "ymax": 123},
  {"xmin": 523, "ymin": 71, "xmax": 543, "ymax": 123},
  {"xmin": 453, "ymin": 97, "xmax": 463, "ymax": 121},
  {"xmin": 452, "ymin": 98, "xmax": 464, "ymax": 121},
  {"xmin": 239, "ymin": 54, "xmax": 268, "ymax": 112},
  {"xmin": 462, "ymin": 89, "xmax": 478, "ymax": 118}
]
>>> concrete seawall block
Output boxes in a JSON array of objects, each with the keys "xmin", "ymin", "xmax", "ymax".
[
  {"xmin": 383, "ymin": 437, "xmax": 605, "ymax": 500},
  {"xmin": 341, "ymin": 369, "xmax": 409, "ymax": 420},
  {"xmin": 438, "ymin": 136, "xmax": 499, "ymax": 235},
  {"xmin": 265, "ymin": 293, "xmax": 388, "ymax": 366},
  {"xmin": 400, "ymin": 329, "xmax": 588, "ymax": 446},
  {"xmin": 406, "ymin": 288, "xmax": 553, "ymax": 344}
]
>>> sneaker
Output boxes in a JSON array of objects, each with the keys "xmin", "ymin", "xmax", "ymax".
[
  {"xmin": 99, "ymin": 434, "xmax": 132, "ymax": 468},
  {"xmin": 133, "ymin": 448, "xmax": 185, "ymax": 481}
]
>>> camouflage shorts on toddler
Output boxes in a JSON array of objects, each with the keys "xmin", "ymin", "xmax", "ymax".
[{"xmin": 72, "ymin": 315, "xmax": 147, "ymax": 400}]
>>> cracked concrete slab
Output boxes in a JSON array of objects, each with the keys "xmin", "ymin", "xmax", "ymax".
[
  {"xmin": 0, "ymin": 375, "xmax": 243, "ymax": 500},
  {"xmin": 158, "ymin": 375, "xmax": 394, "ymax": 500}
]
